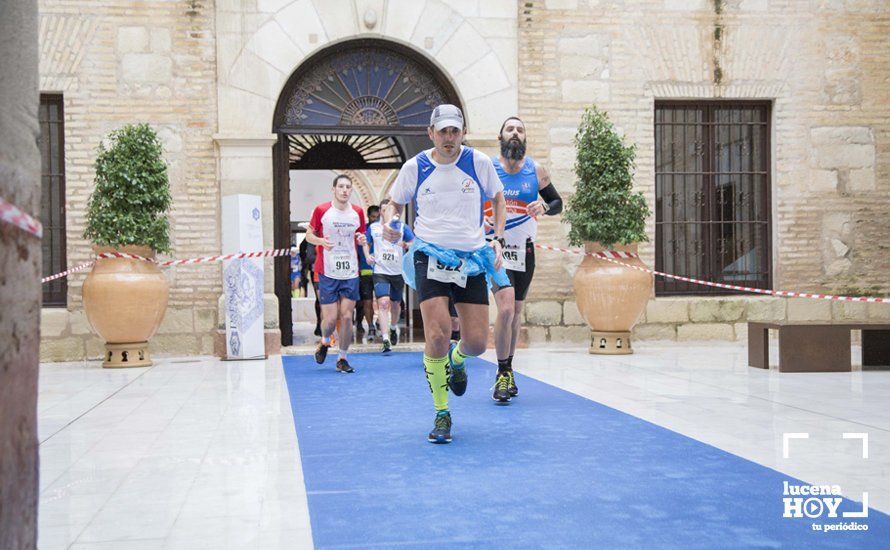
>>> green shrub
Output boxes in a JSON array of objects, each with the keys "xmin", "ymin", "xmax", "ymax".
[
  {"xmin": 83, "ymin": 123, "xmax": 172, "ymax": 253},
  {"xmin": 563, "ymin": 106, "xmax": 650, "ymax": 247}
]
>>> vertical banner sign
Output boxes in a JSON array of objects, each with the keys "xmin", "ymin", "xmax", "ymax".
[{"xmin": 222, "ymin": 194, "xmax": 265, "ymax": 360}]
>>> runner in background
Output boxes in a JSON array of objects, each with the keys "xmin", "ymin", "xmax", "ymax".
[
  {"xmin": 305, "ymin": 174, "xmax": 368, "ymax": 374},
  {"xmin": 486, "ymin": 116, "xmax": 563, "ymax": 401},
  {"xmin": 367, "ymin": 198, "xmax": 414, "ymax": 353}
]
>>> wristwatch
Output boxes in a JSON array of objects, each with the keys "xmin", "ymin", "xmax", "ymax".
[{"xmin": 494, "ymin": 236, "xmax": 506, "ymax": 248}]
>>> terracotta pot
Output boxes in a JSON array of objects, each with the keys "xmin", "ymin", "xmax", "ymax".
[
  {"xmin": 572, "ymin": 242, "xmax": 652, "ymax": 354},
  {"xmin": 82, "ymin": 245, "xmax": 169, "ymax": 367}
]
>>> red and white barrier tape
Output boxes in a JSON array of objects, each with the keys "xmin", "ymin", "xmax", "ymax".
[
  {"xmin": 39, "ymin": 243, "xmax": 889, "ymax": 304},
  {"xmin": 0, "ymin": 197, "xmax": 43, "ymax": 239},
  {"xmin": 534, "ymin": 243, "xmax": 888, "ymax": 304},
  {"xmin": 534, "ymin": 243, "xmax": 639, "ymax": 259},
  {"xmin": 41, "ymin": 261, "xmax": 95, "ymax": 283},
  {"xmin": 41, "ymin": 247, "xmax": 294, "ymax": 283},
  {"xmin": 93, "ymin": 247, "xmax": 293, "ymax": 267}
]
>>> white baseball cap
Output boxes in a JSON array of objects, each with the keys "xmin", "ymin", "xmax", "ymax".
[{"xmin": 430, "ymin": 104, "xmax": 464, "ymax": 130}]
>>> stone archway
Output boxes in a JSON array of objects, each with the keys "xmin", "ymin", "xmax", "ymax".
[
  {"xmin": 379, "ymin": 170, "xmax": 399, "ymax": 203},
  {"xmin": 272, "ymin": 38, "xmax": 463, "ymax": 346},
  {"xmin": 214, "ymin": 1, "xmax": 517, "ymax": 348}
]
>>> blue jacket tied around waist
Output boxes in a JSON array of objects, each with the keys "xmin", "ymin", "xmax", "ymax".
[{"xmin": 402, "ymin": 238, "xmax": 510, "ymax": 290}]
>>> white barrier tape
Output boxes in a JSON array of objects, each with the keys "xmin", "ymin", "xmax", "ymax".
[
  {"xmin": 0, "ymin": 196, "xmax": 43, "ymax": 238},
  {"xmin": 534, "ymin": 243, "xmax": 889, "ymax": 304},
  {"xmin": 41, "ymin": 247, "xmax": 295, "ymax": 284},
  {"xmin": 90, "ymin": 247, "xmax": 293, "ymax": 266},
  {"xmin": 41, "ymin": 243, "xmax": 889, "ymax": 304},
  {"xmin": 41, "ymin": 261, "xmax": 95, "ymax": 284},
  {"xmin": 534, "ymin": 243, "xmax": 639, "ymax": 259}
]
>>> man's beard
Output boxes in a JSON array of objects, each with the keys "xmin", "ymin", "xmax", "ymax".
[{"xmin": 500, "ymin": 137, "xmax": 526, "ymax": 161}]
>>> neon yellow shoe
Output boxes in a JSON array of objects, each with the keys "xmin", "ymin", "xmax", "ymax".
[{"xmin": 492, "ymin": 372, "xmax": 511, "ymax": 404}]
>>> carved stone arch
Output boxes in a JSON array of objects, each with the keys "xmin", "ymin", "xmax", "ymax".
[
  {"xmin": 379, "ymin": 170, "xmax": 399, "ymax": 203},
  {"xmin": 273, "ymin": 37, "xmax": 463, "ymax": 136}
]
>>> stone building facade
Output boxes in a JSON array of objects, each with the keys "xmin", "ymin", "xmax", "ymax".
[
  {"xmin": 38, "ymin": 0, "xmax": 890, "ymax": 361},
  {"xmin": 518, "ymin": 0, "xmax": 890, "ymax": 343},
  {"xmin": 39, "ymin": 0, "xmax": 219, "ymax": 360}
]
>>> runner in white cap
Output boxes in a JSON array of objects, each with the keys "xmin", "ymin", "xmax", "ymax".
[{"xmin": 383, "ymin": 104, "xmax": 509, "ymax": 444}]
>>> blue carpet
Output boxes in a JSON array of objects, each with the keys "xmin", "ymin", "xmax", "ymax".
[{"xmin": 283, "ymin": 352, "xmax": 889, "ymax": 549}]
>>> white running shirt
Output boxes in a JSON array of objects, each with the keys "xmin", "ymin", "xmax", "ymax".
[
  {"xmin": 367, "ymin": 220, "xmax": 413, "ymax": 276},
  {"xmin": 389, "ymin": 146, "xmax": 502, "ymax": 251}
]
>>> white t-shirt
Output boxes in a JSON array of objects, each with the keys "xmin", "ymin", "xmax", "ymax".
[
  {"xmin": 389, "ymin": 146, "xmax": 503, "ymax": 251},
  {"xmin": 367, "ymin": 220, "xmax": 414, "ymax": 276}
]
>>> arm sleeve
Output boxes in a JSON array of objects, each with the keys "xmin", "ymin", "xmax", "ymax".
[
  {"xmin": 389, "ymin": 160, "xmax": 418, "ymax": 205},
  {"xmin": 539, "ymin": 183, "xmax": 563, "ymax": 216},
  {"xmin": 366, "ymin": 225, "xmax": 374, "ymax": 253},
  {"xmin": 475, "ymin": 152, "xmax": 503, "ymax": 199}
]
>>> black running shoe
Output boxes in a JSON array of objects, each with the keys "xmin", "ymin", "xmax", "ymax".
[
  {"xmin": 447, "ymin": 341, "xmax": 467, "ymax": 397},
  {"xmin": 390, "ymin": 328, "xmax": 398, "ymax": 346},
  {"xmin": 313, "ymin": 326, "xmax": 322, "ymax": 337},
  {"xmin": 336, "ymin": 358, "xmax": 354, "ymax": 373},
  {"xmin": 492, "ymin": 372, "xmax": 511, "ymax": 403},
  {"xmin": 382, "ymin": 339, "xmax": 392, "ymax": 353},
  {"xmin": 506, "ymin": 369, "xmax": 518, "ymax": 397},
  {"xmin": 368, "ymin": 327, "xmax": 377, "ymax": 341},
  {"xmin": 427, "ymin": 411, "xmax": 452, "ymax": 444},
  {"xmin": 314, "ymin": 343, "xmax": 329, "ymax": 364}
]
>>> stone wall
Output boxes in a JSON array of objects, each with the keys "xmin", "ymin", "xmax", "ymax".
[
  {"xmin": 38, "ymin": 0, "xmax": 219, "ymax": 361},
  {"xmin": 518, "ymin": 297, "xmax": 890, "ymax": 345},
  {"xmin": 40, "ymin": 304, "xmax": 221, "ymax": 362},
  {"xmin": 519, "ymin": 0, "xmax": 890, "ymax": 306}
]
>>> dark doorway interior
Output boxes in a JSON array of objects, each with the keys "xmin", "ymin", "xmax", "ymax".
[{"xmin": 274, "ymin": 133, "xmax": 429, "ymax": 346}]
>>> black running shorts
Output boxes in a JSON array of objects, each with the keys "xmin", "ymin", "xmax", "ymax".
[
  {"xmin": 504, "ymin": 240, "xmax": 536, "ymax": 301},
  {"xmin": 358, "ymin": 273, "xmax": 374, "ymax": 301},
  {"xmin": 414, "ymin": 250, "xmax": 488, "ymax": 306}
]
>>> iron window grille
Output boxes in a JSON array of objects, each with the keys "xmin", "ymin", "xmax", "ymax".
[{"xmin": 654, "ymin": 101, "xmax": 772, "ymax": 295}]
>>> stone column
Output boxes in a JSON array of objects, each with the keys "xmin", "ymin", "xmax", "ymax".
[
  {"xmin": 213, "ymin": 135, "xmax": 281, "ymax": 353},
  {"xmin": 0, "ymin": 0, "xmax": 40, "ymax": 547}
]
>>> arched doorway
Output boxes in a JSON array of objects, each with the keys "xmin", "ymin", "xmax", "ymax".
[{"xmin": 272, "ymin": 38, "xmax": 462, "ymax": 346}]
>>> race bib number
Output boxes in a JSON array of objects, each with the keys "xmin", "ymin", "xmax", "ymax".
[
  {"xmin": 427, "ymin": 258, "xmax": 467, "ymax": 288},
  {"xmin": 375, "ymin": 240, "xmax": 401, "ymax": 271},
  {"xmin": 325, "ymin": 250, "xmax": 357, "ymax": 279},
  {"xmin": 502, "ymin": 244, "xmax": 526, "ymax": 272}
]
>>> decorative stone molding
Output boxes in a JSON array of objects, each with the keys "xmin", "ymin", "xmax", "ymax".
[{"xmin": 217, "ymin": 0, "xmax": 517, "ymax": 136}]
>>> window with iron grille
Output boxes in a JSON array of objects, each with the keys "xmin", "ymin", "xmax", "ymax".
[
  {"xmin": 39, "ymin": 93, "xmax": 67, "ymax": 306},
  {"xmin": 654, "ymin": 101, "xmax": 771, "ymax": 295}
]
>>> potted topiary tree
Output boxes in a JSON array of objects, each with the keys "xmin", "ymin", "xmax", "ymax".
[
  {"xmin": 82, "ymin": 123, "xmax": 171, "ymax": 367},
  {"xmin": 563, "ymin": 107, "xmax": 653, "ymax": 355}
]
